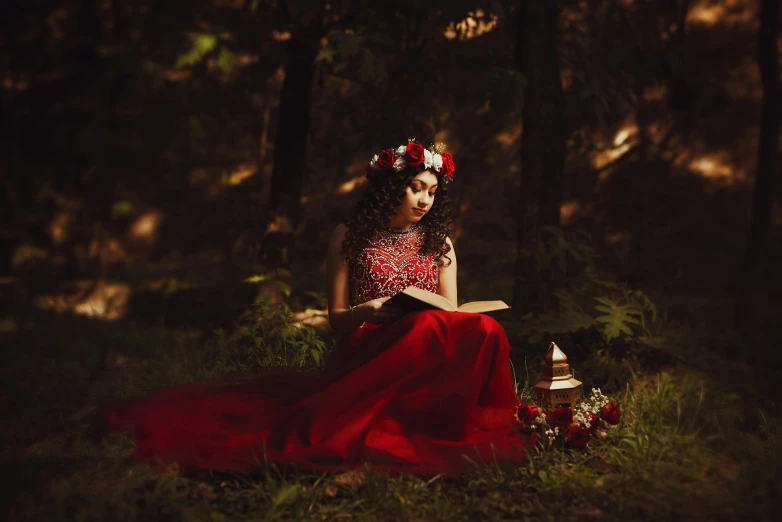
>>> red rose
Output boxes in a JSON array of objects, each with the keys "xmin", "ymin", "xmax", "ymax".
[
  {"xmin": 566, "ymin": 425, "xmax": 591, "ymax": 448},
  {"xmin": 405, "ymin": 142, "xmax": 425, "ymax": 167},
  {"xmin": 547, "ymin": 407, "xmax": 573, "ymax": 430},
  {"xmin": 515, "ymin": 402, "xmax": 541, "ymax": 423},
  {"xmin": 600, "ymin": 401, "xmax": 621, "ymax": 425},
  {"xmin": 439, "ymin": 151, "xmax": 455, "ymax": 177},
  {"xmin": 588, "ymin": 413, "xmax": 601, "ymax": 433},
  {"xmin": 377, "ymin": 148, "xmax": 395, "ymax": 169}
]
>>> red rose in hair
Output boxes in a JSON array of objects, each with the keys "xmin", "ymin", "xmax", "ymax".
[
  {"xmin": 405, "ymin": 142, "xmax": 425, "ymax": 167},
  {"xmin": 440, "ymin": 151, "xmax": 455, "ymax": 177},
  {"xmin": 514, "ymin": 402, "xmax": 541, "ymax": 423},
  {"xmin": 566, "ymin": 425, "xmax": 591, "ymax": 448},
  {"xmin": 600, "ymin": 401, "xmax": 621, "ymax": 425},
  {"xmin": 547, "ymin": 407, "xmax": 573, "ymax": 430},
  {"xmin": 377, "ymin": 148, "xmax": 395, "ymax": 170}
]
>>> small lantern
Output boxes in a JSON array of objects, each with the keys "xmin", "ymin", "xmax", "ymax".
[{"xmin": 534, "ymin": 342, "xmax": 582, "ymax": 409}]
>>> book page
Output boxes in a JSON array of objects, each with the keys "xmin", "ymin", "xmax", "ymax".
[
  {"xmin": 456, "ymin": 300, "xmax": 511, "ymax": 314},
  {"xmin": 397, "ymin": 286, "xmax": 457, "ymax": 311}
]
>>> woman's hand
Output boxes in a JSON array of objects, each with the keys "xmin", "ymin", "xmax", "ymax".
[{"xmin": 355, "ymin": 296, "xmax": 403, "ymax": 325}]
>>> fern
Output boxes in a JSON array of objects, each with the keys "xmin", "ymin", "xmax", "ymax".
[
  {"xmin": 519, "ymin": 226, "xmax": 660, "ymax": 346},
  {"xmin": 593, "ymin": 296, "xmax": 642, "ymax": 342},
  {"xmin": 522, "ymin": 289, "xmax": 596, "ymax": 343}
]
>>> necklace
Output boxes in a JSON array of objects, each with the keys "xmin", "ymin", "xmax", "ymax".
[{"xmin": 380, "ymin": 222, "xmax": 418, "ymax": 237}]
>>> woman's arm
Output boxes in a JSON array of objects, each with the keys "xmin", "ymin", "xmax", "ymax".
[
  {"xmin": 326, "ymin": 224, "xmax": 354, "ymax": 333},
  {"xmin": 326, "ymin": 224, "xmax": 400, "ymax": 332},
  {"xmin": 437, "ymin": 236, "xmax": 457, "ymax": 305}
]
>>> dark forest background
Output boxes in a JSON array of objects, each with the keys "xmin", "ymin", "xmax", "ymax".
[
  {"xmin": 2, "ymin": 0, "xmax": 779, "ymax": 353},
  {"xmin": 2, "ymin": 1, "xmax": 782, "ymax": 520}
]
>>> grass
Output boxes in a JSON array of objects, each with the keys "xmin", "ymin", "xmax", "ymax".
[{"xmin": 3, "ymin": 294, "xmax": 782, "ymax": 521}]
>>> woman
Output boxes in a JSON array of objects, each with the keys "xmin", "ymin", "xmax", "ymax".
[{"xmin": 103, "ymin": 140, "xmax": 530, "ymax": 476}]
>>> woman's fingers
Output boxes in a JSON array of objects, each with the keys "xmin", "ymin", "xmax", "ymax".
[{"xmin": 375, "ymin": 309, "xmax": 403, "ymax": 322}]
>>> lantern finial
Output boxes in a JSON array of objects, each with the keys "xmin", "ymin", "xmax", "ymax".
[{"xmin": 545, "ymin": 342, "xmax": 568, "ymax": 366}]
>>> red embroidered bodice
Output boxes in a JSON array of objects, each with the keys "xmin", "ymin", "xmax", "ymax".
[{"xmin": 349, "ymin": 224, "xmax": 439, "ymax": 306}]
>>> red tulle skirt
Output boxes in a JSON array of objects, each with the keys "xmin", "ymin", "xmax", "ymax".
[{"xmin": 102, "ymin": 310, "xmax": 531, "ymax": 476}]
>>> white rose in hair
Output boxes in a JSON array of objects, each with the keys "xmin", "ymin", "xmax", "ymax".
[
  {"xmin": 395, "ymin": 145, "xmax": 406, "ymax": 158},
  {"xmin": 393, "ymin": 157, "xmax": 407, "ymax": 171},
  {"xmin": 369, "ymin": 154, "xmax": 380, "ymax": 170},
  {"xmin": 432, "ymin": 153, "xmax": 443, "ymax": 172},
  {"xmin": 423, "ymin": 149, "xmax": 433, "ymax": 169}
]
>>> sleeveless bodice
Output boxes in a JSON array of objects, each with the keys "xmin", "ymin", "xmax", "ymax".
[{"xmin": 349, "ymin": 224, "xmax": 439, "ymax": 306}]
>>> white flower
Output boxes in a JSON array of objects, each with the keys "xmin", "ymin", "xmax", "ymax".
[
  {"xmin": 432, "ymin": 153, "xmax": 443, "ymax": 172},
  {"xmin": 395, "ymin": 145, "xmax": 407, "ymax": 157},
  {"xmin": 393, "ymin": 157, "xmax": 407, "ymax": 171},
  {"xmin": 369, "ymin": 154, "xmax": 381, "ymax": 170},
  {"xmin": 423, "ymin": 149, "xmax": 433, "ymax": 169}
]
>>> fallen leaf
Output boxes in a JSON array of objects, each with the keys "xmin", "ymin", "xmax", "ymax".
[{"xmin": 333, "ymin": 470, "xmax": 364, "ymax": 490}]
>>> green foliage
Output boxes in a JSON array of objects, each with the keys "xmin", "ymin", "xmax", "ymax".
[
  {"xmin": 222, "ymin": 293, "xmax": 329, "ymax": 370},
  {"xmin": 524, "ymin": 225, "xmax": 597, "ymax": 278},
  {"xmin": 316, "ymin": 28, "xmax": 390, "ymax": 85},
  {"xmin": 175, "ymin": 32, "xmax": 220, "ymax": 69},
  {"xmin": 244, "ymin": 266, "xmax": 294, "ymax": 298},
  {"xmin": 111, "ymin": 200, "xmax": 135, "ymax": 218},
  {"xmin": 520, "ymin": 227, "xmax": 659, "ymax": 346},
  {"xmin": 5, "ymin": 302, "xmax": 780, "ymax": 521},
  {"xmin": 175, "ymin": 31, "xmax": 236, "ymax": 75}
]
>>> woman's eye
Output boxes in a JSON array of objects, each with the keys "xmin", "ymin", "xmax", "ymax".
[
  {"xmin": 429, "ymin": 192, "xmax": 436, "ymax": 197},
  {"xmin": 411, "ymin": 188, "xmax": 420, "ymax": 193}
]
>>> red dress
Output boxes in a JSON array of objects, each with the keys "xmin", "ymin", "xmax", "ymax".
[{"xmin": 103, "ymin": 225, "xmax": 531, "ymax": 476}]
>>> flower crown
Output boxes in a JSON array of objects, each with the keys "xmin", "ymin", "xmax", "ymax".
[{"xmin": 367, "ymin": 139, "xmax": 455, "ymax": 183}]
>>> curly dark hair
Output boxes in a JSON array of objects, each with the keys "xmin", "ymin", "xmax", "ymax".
[{"xmin": 341, "ymin": 164, "xmax": 453, "ymax": 267}]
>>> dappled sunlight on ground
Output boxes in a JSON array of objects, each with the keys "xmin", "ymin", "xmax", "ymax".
[
  {"xmin": 560, "ymin": 200, "xmax": 582, "ymax": 226},
  {"xmin": 494, "ymin": 127, "xmax": 522, "ymax": 148},
  {"xmin": 443, "ymin": 9, "xmax": 499, "ymax": 41},
  {"xmin": 337, "ymin": 175, "xmax": 367, "ymax": 194},
  {"xmin": 592, "ymin": 123, "xmax": 638, "ymax": 174},
  {"xmin": 724, "ymin": 58, "xmax": 763, "ymax": 101},
  {"xmin": 34, "ymin": 281, "xmax": 132, "ymax": 321},
  {"xmin": 687, "ymin": 0, "xmax": 756, "ymax": 27},
  {"xmin": 687, "ymin": 154, "xmax": 735, "ymax": 181},
  {"xmin": 129, "ymin": 211, "xmax": 165, "ymax": 244},
  {"xmin": 293, "ymin": 308, "xmax": 330, "ymax": 332},
  {"xmin": 49, "ymin": 210, "xmax": 74, "ymax": 246},
  {"xmin": 228, "ymin": 164, "xmax": 257, "ymax": 185}
]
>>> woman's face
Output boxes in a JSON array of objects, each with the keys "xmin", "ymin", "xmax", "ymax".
[{"xmin": 391, "ymin": 170, "xmax": 438, "ymax": 227}]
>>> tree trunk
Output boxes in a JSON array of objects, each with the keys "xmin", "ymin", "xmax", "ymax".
[
  {"xmin": 260, "ymin": 37, "xmax": 318, "ymax": 268},
  {"xmin": 79, "ymin": 0, "xmax": 102, "ymax": 46},
  {"xmin": 735, "ymin": 0, "xmax": 780, "ymax": 336},
  {"xmin": 511, "ymin": 0, "xmax": 566, "ymax": 315}
]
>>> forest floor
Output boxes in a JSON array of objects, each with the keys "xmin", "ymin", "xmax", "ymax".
[{"xmin": 2, "ymin": 257, "xmax": 781, "ymax": 521}]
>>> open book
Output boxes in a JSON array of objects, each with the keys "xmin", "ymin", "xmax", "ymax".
[{"xmin": 383, "ymin": 286, "xmax": 510, "ymax": 314}]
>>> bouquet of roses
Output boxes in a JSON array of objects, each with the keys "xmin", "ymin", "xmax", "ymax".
[{"xmin": 514, "ymin": 388, "xmax": 621, "ymax": 449}]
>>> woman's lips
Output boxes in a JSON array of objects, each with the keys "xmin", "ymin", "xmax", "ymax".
[{"xmin": 413, "ymin": 208, "xmax": 426, "ymax": 215}]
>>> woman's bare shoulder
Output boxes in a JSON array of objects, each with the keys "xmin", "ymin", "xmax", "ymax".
[
  {"xmin": 332, "ymin": 223, "xmax": 349, "ymax": 240},
  {"xmin": 329, "ymin": 223, "xmax": 349, "ymax": 251}
]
